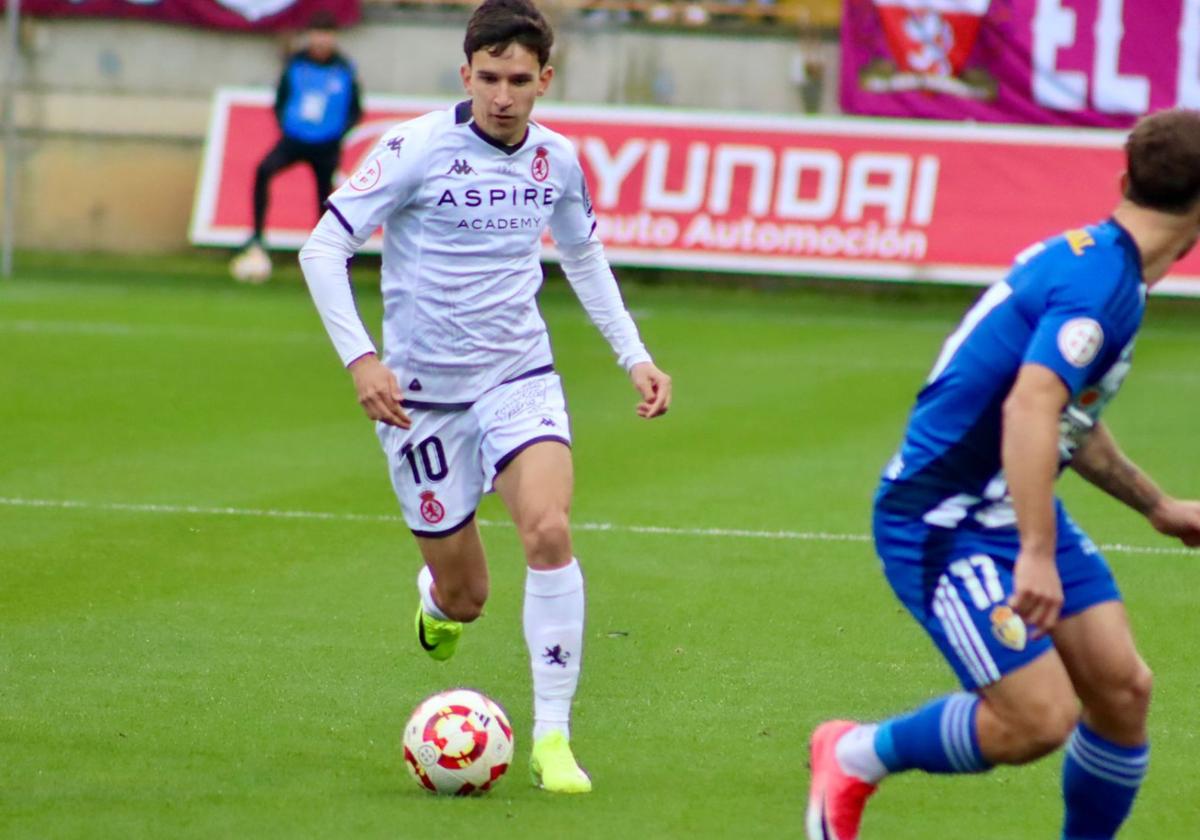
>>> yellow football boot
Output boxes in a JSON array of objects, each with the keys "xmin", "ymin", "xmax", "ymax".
[
  {"xmin": 414, "ymin": 604, "xmax": 462, "ymax": 662},
  {"xmin": 530, "ymin": 731, "xmax": 592, "ymax": 794}
]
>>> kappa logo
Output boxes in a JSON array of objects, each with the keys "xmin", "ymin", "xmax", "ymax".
[
  {"xmin": 540, "ymin": 417, "xmax": 557, "ymax": 427},
  {"xmin": 408, "ymin": 378, "xmax": 423, "ymax": 392},
  {"xmin": 581, "ymin": 177, "xmax": 594, "ymax": 217},
  {"xmin": 386, "ymin": 137, "xmax": 404, "ymax": 155},
  {"xmin": 542, "ymin": 645, "xmax": 570, "ymax": 667},
  {"xmin": 531, "ymin": 146, "xmax": 550, "ymax": 182},
  {"xmin": 446, "ymin": 159, "xmax": 476, "ymax": 176}
]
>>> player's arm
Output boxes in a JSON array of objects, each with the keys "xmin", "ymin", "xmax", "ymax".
[
  {"xmin": 1071, "ymin": 421, "xmax": 1200, "ymax": 546},
  {"xmin": 1002, "ymin": 363, "xmax": 1069, "ymax": 635},
  {"xmin": 299, "ymin": 125, "xmax": 426, "ymax": 428},
  {"xmin": 298, "ymin": 214, "xmax": 410, "ymax": 429},
  {"xmin": 557, "ymin": 240, "xmax": 671, "ymax": 418},
  {"xmin": 550, "ymin": 161, "xmax": 670, "ymax": 418}
]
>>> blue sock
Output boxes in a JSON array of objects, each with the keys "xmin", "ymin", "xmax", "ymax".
[
  {"xmin": 874, "ymin": 692, "xmax": 991, "ymax": 774},
  {"xmin": 1061, "ymin": 722, "xmax": 1148, "ymax": 840}
]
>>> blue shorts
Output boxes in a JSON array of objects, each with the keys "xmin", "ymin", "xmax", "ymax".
[{"xmin": 872, "ymin": 501, "xmax": 1121, "ymax": 689}]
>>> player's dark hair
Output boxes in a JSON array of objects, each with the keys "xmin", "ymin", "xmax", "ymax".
[
  {"xmin": 306, "ymin": 10, "xmax": 338, "ymax": 32},
  {"xmin": 463, "ymin": 0, "xmax": 554, "ymax": 68},
  {"xmin": 1124, "ymin": 109, "xmax": 1200, "ymax": 214}
]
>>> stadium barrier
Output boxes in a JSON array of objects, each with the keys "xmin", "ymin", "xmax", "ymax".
[
  {"xmin": 362, "ymin": 0, "xmax": 843, "ymax": 29},
  {"xmin": 192, "ymin": 89, "xmax": 1200, "ymax": 295}
]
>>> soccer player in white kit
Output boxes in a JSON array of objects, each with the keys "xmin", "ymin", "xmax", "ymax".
[{"xmin": 298, "ymin": 0, "xmax": 671, "ymax": 793}]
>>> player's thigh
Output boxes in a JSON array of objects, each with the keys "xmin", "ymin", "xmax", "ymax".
[
  {"xmin": 478, "ymin": 372, "xmax": 573, "ymax": 512},
  {"xmin": 477, "ymin": 372, "xmax": 573, "ymax": 565},
  {"xmin": 492, "ymin": 441, "xmax": 573, "ymax": 524},
  {"xmin": 874, "ymin": 516, "xmax": 1057, "ymax": 691},
  {"xmin": 1051, "ymin": 600, "xmax": 1151, "ymax": 742},
  {"xmin": 377, "ymin": 408, "xmax": 485, "ymax": 538}
]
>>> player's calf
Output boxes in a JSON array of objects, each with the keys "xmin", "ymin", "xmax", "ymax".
[
  {"xmin": 417, "ymin": 562, "xmax": 488, "ymax": 623},
  {"xmin": 433, "ymin": 588, "xmax": 487, "ymax": 623},
  {"xmin": 976, "ymin": 691, "xmax": 1078, "ymax": 765},
  {"xmin": 975, "ymin": 655, "xmax": 1079, "ymax": 764}
]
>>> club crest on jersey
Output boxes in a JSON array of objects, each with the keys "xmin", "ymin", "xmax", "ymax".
[
  {"xmin": 1057, "ymin": 318, "xmax": 1104, "ymax": 368},
  {"xmin": 350, "ymin": 158, "xmax": 382, "ymax": 191},
  {"xmin": 990, "ymin": 606, "xmax": 1027, "ymax": 651},
  {"xmin": 419, "ymin": 491, "xmax": 445, "ymax": 524},
  {"xmin": 531, "ymin": 146, "xmax": 550, "ymax": 182}
]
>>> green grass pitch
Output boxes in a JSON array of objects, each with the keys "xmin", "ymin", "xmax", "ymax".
[{"xmin": 3, "ymin": 253, "xmax": 1199, "ymax": 838}]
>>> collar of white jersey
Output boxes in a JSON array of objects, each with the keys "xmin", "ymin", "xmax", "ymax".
[{"xmin": 455, "ymin": 99, "xmax": 533, "ymax": 156}]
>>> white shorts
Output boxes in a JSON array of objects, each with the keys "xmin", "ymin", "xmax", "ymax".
[{"xmin": 376, "ymin": 370, "xmax": 572, "ymax": 536}]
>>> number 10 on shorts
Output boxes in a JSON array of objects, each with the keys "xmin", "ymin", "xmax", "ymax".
[{"xmin": 400, "ymin": 436, "xmax": 449, "ymax": 484}]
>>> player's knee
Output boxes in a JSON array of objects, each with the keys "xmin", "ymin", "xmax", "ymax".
[
  {"xmin": 519, "ymin": 509, "xmax": 571, "ymax": 566},
  {"xmin": 1129, "ymin": 662, "xmax": 1154, "ymax": 716},
  {"xmin": 1105, "ymin": 661, "xmax": 1154, "ymax": 726}
]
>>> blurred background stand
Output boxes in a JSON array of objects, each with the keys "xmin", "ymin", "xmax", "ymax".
[{"xmin": 3, "ymin": 0, "xmax": 21, "ymax": 278}]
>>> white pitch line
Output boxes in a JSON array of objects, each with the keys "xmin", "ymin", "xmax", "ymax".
[
  {"xmin": 0, "ymin": 496, "xmax": 1194, "ymax": 557},
  {"xmin": 0, "ymin": 319, "xmax": 316, "ymax": 344}
]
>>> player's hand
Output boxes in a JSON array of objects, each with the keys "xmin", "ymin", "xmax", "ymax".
[
  {"xmin": 630, "ymin": 361, "xmax": 672, "ymax": 419},
  {"xmin": 349, "ymin": 353, "xmax": 411, "ymax": 429},
  {"xmin": 1148, "ymin": 497, "xmax": 1200, "ymax": 547},
  {"xmin": 1009, "ymin": 550, "xmax": 1063, "ymax": 638}
]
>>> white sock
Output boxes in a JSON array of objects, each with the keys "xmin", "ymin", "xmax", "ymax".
[
  {"xmin": 524, "ymin": 558, "xmax": 584, "ymax": 743},
  {"xmin": 835, "ymin": 723, "xmax": 889, "ymax": 784},
  {"xmin": 416, "ymin": 565, "xmax": 450, "ymax": 621}
]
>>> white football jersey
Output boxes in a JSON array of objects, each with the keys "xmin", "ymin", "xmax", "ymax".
[{"xmin": 324, "ymin": 101, "xmax": 611, "ymax": 405}]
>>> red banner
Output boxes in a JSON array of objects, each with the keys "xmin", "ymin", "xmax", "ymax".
[
  {"xmin": 24, "ymin": 0, "xmax": 359, "ymax": 31},
  {"xmin": 190, "ymin": 89, "xmax": 1200, "ymax": 295},
  {"xmin": 842, "ymin": 0, "xmax": 1200, "ymax": 127}
]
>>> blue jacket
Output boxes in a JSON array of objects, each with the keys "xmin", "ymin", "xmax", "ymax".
[{"xmin": 275, "ymin": 51, "xmax": 362, "ymax": 144}]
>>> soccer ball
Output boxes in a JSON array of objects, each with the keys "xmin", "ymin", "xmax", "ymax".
[
  {"xmin": 229, "ymin": 244, "xmax": 272, "ymax": 284},
  {"xmin": 402, "ymin": 689, "xmax": 514, "ymax": 795}
]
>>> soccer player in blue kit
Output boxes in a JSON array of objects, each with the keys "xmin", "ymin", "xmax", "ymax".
[{"xmin": 807, "ymin": 108, "xmax": 1200, "ymax": 840}]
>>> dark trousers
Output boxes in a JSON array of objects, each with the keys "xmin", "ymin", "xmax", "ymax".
[{"xmin": 253, "ymin": 136, "xmax": 342, "ymax": 241}]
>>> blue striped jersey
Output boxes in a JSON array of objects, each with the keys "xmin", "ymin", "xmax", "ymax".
[{"xmin": 876, "ymin": 219, "xmax": 1146, "ymax": 528}]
